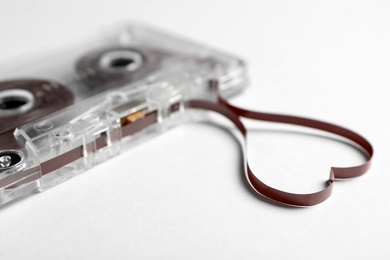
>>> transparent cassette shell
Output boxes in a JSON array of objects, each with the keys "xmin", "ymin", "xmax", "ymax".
[{"xmin": 0, "ymin": 22, "xmax": 247, "ymax": 205}]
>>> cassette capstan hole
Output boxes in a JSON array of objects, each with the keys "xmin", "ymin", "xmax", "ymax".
[
  {"xmin": 0, "ymin": 89, "xmax": 34, "ymax": 117},
  {"xmin": 99, "ymin": 50, "xmax": 143, "ymax": 73},
  {"xmin": 0, "ymin": 150, "xmax": 23, "ymax": 169}
]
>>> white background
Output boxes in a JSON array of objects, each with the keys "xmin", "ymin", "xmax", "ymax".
[{"xmin": 0, "ymin": 1, "xmax": 389, "ymax": 259}]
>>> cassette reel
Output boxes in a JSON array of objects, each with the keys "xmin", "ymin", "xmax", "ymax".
[
  {"xmin": 0, "ymin": 22, "xmax": 247, "ymax": 205},
  {"xmin": 76, "ymin": 47, "xmax": 165, "ymax": 89},
  {"xmin": 0, "ymin": 80, "xmax": 73, "ymax": 150}
]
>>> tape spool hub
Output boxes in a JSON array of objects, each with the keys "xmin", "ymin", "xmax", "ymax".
[
  {"xmin": 99, "ymin": 50, "xmax": 143, "ymax": 73},
  {"xmin": 76, "ymin": 46, "xmax": 163, "ymax": 90},
  {"xmin": 0, "ymin": 79, "xmax": 74, "ymax": 150},
  {"xmin": 0, "ymin": 89, "xmax": 34, "ymax": 117}
]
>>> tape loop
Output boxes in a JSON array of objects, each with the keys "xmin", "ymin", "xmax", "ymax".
[{"xmin": 185, "ymin": 80, "xmax": 373, "ymax": 207}]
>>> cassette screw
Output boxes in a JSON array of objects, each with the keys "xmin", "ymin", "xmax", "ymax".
[{"xmin": 0, "ymin": 155, "xmax": 11, "ymax": 168}]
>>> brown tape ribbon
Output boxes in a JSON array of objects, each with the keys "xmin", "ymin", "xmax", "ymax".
[{"xmin": 186, "ymin": 80, "xmax": 373, "ymax": 207}]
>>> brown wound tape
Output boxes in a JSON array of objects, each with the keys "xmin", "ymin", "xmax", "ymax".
[{"xmin": 185, "ymin": 83, "xmax": 373, "ymax": 207}]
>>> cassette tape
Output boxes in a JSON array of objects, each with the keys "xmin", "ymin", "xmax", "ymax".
[
  {"xmin": 0, "ymin": 22, "xmax": 373, "ymax": 207},
  {"xmin": 0, "ymin": 22, "xmax": 247, "ymax": 205}
]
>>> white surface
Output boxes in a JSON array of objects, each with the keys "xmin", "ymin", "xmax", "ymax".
[{"xmin": 0, "ymin": 1, "xmax": 389, "ymax": 259}]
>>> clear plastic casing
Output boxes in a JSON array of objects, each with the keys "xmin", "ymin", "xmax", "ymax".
[{"xmin": 0, "ymin": 21, "xmax": 247, "ymax": 205}]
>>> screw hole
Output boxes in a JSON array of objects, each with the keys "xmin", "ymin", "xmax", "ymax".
[{"xmin": 0, "ymin": 150, "xmax": 23, "ymax": 168}]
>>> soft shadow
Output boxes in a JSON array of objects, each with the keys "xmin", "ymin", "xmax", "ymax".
[{"xmin": 0, "ymin": 191, "xmax": 38, "ymax": 211}]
